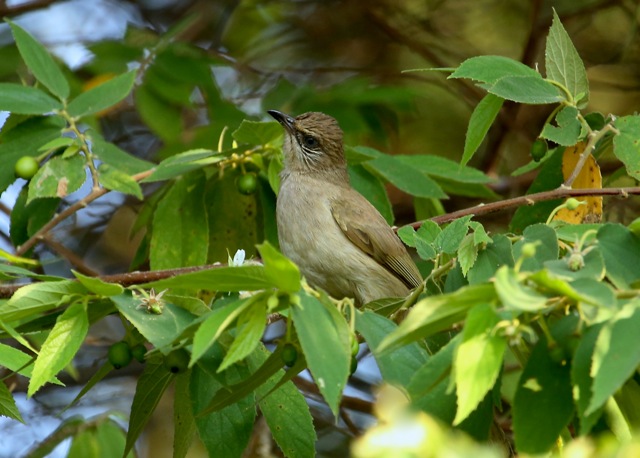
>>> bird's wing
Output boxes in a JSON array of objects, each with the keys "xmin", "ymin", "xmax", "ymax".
[{"xmin": 330, "ymin": 193, "xmax": 422, "ymax": 289}]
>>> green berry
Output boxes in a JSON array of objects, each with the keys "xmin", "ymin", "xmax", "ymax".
[
  {"xmin": 530, "ymin": 139, "xmax": 547, "ymax": 162},
  {"xmin": 108, "ymin": 341, "xmax": 132, "ymax": 369},
  {"xmin": 163, "ymin": 348, "xmax": 190, "ymax": 374},
  {"xmin": 281, "ymin": 343, "xmax": 298, "ymax": 367},
  {"xmin": 14, "ymin": 156, "xmax": 39, "ymax": 180},
  {"xmin": 351, "ymin": 336, "xmax": 359, "ymax": 357},
  {"xmin": 236, "ymin": 173, "xmax": 257, "ymax": 195},
  {"xmin": 520, "ymin": 243, "xmax": 537, "ymax": 259},
  {"xmin": 131, "ymin": 344, "xmax": 147, "ymax": 363},
  {"xmin": 350, "ymin": 355, "xmax": 358, "ymax": 375},
  {"xmin": 565, "ymin": 198, "xmax": 582, "ymax": 211}
]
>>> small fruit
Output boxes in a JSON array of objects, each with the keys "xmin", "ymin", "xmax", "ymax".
[
  {"xmin": 530, "ymin": 138, "xmax": 547, "ymax": 162},
  {"xmin": 520, "ymin": 243, "xmax": 537, "ymax": 259},
  {"xmin": 131, "ymin": 344, "xmax": 147, "ymax": 363},
  {"xmin": 351, "ymin": 336, "xmax": 359, "ymax": 357},
  {"xmin": 350, "ymin": 355, "xmax": 358, "ymax": 375},
  {"xmin": 236, "ymin": 172, "xmax": 257, "ymax": 195},
  {"xmin": 163, "ymin": 348, "xmax": 190, "ymax": 374},
  {"xmin": 108, "ymin": 341, "xmax": 132, "ymax": 369},
  {"xmin": 281, "ymin": 343, "xmax": 298, "ymax": 367},
  {"xmin": 14, "ymin": 156, "xmax": 39, "ymax": 180},
  {"xmin": 565, "ymin": 198, "xmax": 582, "ymax": 211}
]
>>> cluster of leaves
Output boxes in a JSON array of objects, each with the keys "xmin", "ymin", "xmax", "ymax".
[{"xmin": 1, "ymin": 10, "xmax": 640, "ymax": 458}]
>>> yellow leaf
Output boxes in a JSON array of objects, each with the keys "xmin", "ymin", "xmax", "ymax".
[{"xmin": 554, "ymin": 142, "xmax": 603, "ymax": 224}]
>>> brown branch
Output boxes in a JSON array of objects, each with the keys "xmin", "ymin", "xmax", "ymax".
[
  {"xmin": 422, "ymin": 186, "xmax": 640, "ymax": 227},
  {"xmin": 15, "ymin": 169, "xmax": 153, "ymax": 257}
]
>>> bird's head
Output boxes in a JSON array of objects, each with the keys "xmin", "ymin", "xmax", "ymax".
[{"xmin": 268, "ymin": 110, "xmax": 346, "ymax": 173}]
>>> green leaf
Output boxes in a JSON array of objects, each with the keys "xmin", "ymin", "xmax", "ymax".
[
  {"xmin": 512, "ymin": 223, "xmax": 559, "ymax": 272},
  {"xmin": 449, "ymin": 55, "xmax": 540, "ymax": 84},
  {"xmin": 190, "ymin": 298, "xmax": 252, "ymax": 366},
  {"xmin": 434, "ymin": 215, "xmax": 472, "ymax": 254},
  {"xmin": 597, "ymin": 223, "xmax": 640, "ymax": 289},
  {"xmin": 488, "ymin": 76, "xmax": 564, "ymax": 104},
  {"xmin": 365, "ymin": 154, "xmax": 446, "ymax": 199},
  {"xmin": 0, "ymin": 280, "xmax": 87, "ymax": 322},
  {"xmin": 232, "ymin": 120, "xmax": 283, "ymax": 145},
  {"xmin": 27, "ymin": 154, "xmax": 86, "ymax": 204},
  {"xmin": 111, "ymin": 291, "xmax": 197, "ymax": 350},
  {"xmin": 9, "ymin": 21, "xmax": 69, "ymax": 100},
  {"xmin": 348, "ymin": 164, "xmax": 393, "ymax": 224},
  {"xmin": 173, "ymin": 371, "xmax": 197, "ymax": 458},
  {"xmin": 462, "ymin": 93, "xmax": 504, "ymax": 166},
  {"xmin": 453, "ymin": 303, "xmax": 506, "ymax": 425},
  {"xmin": 143, "ymin": 149, "xmax": 222, "ymax": 182},
  {"xmin": 512, "ymin": 335, "xmax": 574, "ymax": 454},
  {"xmin": 90, "ymin": 136, "xmax": 154, "ymax": 174},
  {"xmin": 97, "ymin": 163, "xmax": 143, "ymax": 199},
  {"xmin": 468, "ymin": 234, "xmax": 514, "ymax": 284},
  {"xmin": 395, "ymin": 155, "xmax": 493, "ymax": 184},
  {"xmin": 248, "ymin": 346, "xmax": 317, "ymax": 458},
  {"xmin": 150, "ymin": 172, "xmax": 209, "ymax": 269},
  {"xmin": 0, "ymin": 377, "xmax": 24, "ymax": 422},
  {"xmin": 257, "ymin": 242, "xmax": 301, "ymax": 292},
  {"xmin": 72, "ymin": 270, "xmax": 123, "ymax": 296},
  {"xmin": 357, "ymin": 310, "xmax": 429, "ymax": 387},
  {"xmin": 218, "ymin": 302, "xmax": 267, "ymax": 372},
  {"xmin": 613, "ymin": 115, "xmax": 640, "ymax": 180},
  {"xmin": 494, "ymin": 266, "xmax": 548, "ymax": 313},
  {"xmin": 135, "ymin": 84, "xmax": 182, "ymax": 142},
  {"xmin": 541, "ymin": 106, "xmax": 584, "ymax": 146},
  {"xmin": 191, "ymin": 359, "xmax": 255, "ymax": 458},
  {"xmin": 396, "ymin": 225, "xmax": 417, "ymax": 248},
  {"xmin": 292, "ymin": 292, "xmax": 350, "ymax": 416},
  {"xmin": 142, "ymin": 265, "xmax": 273, "ymax": 292},
  {"xmin": 67, "ymin": 71, "xmax": 135, "ymax": 117},
  {"xmin": 10, "ymin": 186, "xmax": 59, "ymax": 247},
  {"xmin": 588, "ymin": 302, "xmax": 640, "ymax": 414},
  {"xmin": 28, "ymin": 302, "xmax": 89, "ymax": 396},
  {"xmin": 571, "ymin": 323, "xmax": 605, "ymax": 434},
  {"xmin": 38, "ymin": 136, "xmax": 74, "ymax": 152},
  {"xmin": 0, "ymin": 83, "xmax": 62, "ymax": 114},
  {"xmin": 123, "ymin": 359, "xmax": 174, "ymax": 457},
  {"xmin": 545, "ymin": 9, "xmax": 589, "ymax": 108},
  {"xmin": 457, "ymin": 234, "xmax": 478, "ymax": 276},
  {"xmin": 378, "ymin": 283, "xmax": 496, "ymax": 353}
]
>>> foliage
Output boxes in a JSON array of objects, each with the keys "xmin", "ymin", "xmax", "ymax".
[{"xmin": 1, "ymin": 8, "xmax": 640, "ymax": 458}]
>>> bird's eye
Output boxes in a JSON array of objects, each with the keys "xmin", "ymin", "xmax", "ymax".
[{"xmin": 302, "ymin": 135, "xmax": 319, "ymax": 148}]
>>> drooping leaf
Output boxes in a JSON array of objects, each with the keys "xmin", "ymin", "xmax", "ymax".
[
  {"xmin": 461, "ymin": 93, "xmax": 504, "ymax": 166},
  {"xmin": 545, "ymin": 9, "xmax": 589, "ymax": 108},
  {"xmin": 291, "ymin": 292, "xmax": 350, "ymax": 416},
  {"xmin": 28, "ymin": 302, "xmax": 89, "ymax": 396},
  {"xmin": 454, "ymin": 303, "xmax": 506, "ymax": 425},
  {"xmin": 9, "ymin": 21, "xmax": 69, "ymax": 100},
  {"xmin": 67, "ymin": 71, "xmax": 135, "ymax": 117}
]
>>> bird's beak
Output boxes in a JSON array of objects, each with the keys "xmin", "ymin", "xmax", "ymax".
[{"xmin": 267, "ymin": 110, "xmax": 295, "ymax": 133}]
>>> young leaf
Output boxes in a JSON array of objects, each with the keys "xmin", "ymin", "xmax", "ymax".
[
  {"xmin": 8, "ymin": 21, "xmax": 70, "ymax": 100},
  {"xmin": 462, "ymin": 93, "xmax": 504, "ymax": 166},
  {"xmin": 28, "ymin": 302, "xmax": 89, "ymax": 396},
  {"xmin": 97, "ymin": 163, "xmax": 143, "ymax": 199},
  {"xmin": 257, "ymin": 241, "xmax": 301, "ymax": 292},
  {"xmin": 150, "ymin": 172, "xmax": 209, "ymax": 269},
  {"xmin": 378, "ymin": 283, "xmax": 497, "ymax": 353},
  {"xmin": 67, "ymin": 71, "xmax": 136, "ymax": 118},
  {"xmin": 291, "ymin": 292, "xmax": 350, "ymax": 417},
  {"xmin": 123, "ymin": 359, "xmax": 174, "ymax": 457},
  {"xmin": 0, "ymin": 280, "xmax": 87, "ymax": 322},
  {"xmin": 587, "ymin": 302, "xmax": 640, "ymax": 415},
  {"xmin": 613, "ymin": 115, "xmax": 640, "ymax": 181},
  {"xmin": 512, "ymin": 335, "xmax": 574, "ymax": 454},
  {"xmin": 545, "ymin": 9, "xmax": 589, "ymax": 108},
  {"xmin": 453, "ymin": 303, "xmax": 506, "ymax": 425},
  {"xmin": 27, "ymin": 154, "xmax": 86, "ymax": 204},
  {"xmin": 0, "ymin": 84, "xmax": 62, "ymax": 114},
  {"xmin": 217, "ymin": 302, "xmax": 267, "ymax": 372}
]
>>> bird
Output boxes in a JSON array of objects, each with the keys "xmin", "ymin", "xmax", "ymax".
[{"xmin": 268, "ymin": 110, "xmax": 422, "ymax": 305}]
